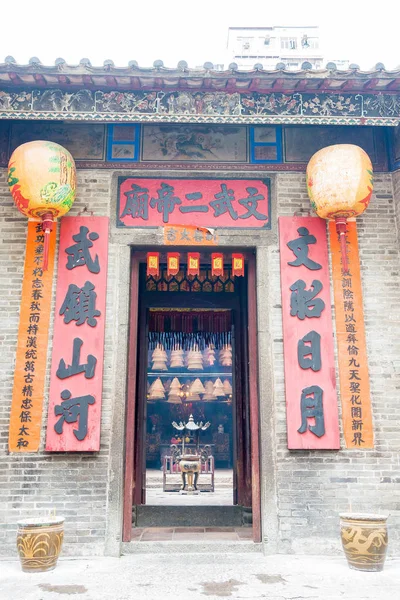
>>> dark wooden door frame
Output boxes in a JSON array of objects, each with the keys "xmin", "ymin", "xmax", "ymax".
[
  {"xmin": 122, "ymin": 252, "xmax": 262, "ymax": 544},
  {"xmin": 122, "ymin": 254, "xmax": 140, "ymax": 542}
]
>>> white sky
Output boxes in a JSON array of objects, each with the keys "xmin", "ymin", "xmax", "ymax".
[{"xmin": 0, "ymin": 0, "xmax": 398, "ymax": 71}]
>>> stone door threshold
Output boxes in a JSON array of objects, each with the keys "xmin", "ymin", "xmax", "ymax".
[
  {"xmin": 121, "ymin": 527, "xmax": 263, "ymax": 554},
  {"xmin": 131, "ymin": 527, "xmax": 253, "ymax": 542}
]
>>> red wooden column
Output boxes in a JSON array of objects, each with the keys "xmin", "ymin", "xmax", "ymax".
[
  {"xmin": 122, "ymin": 254, "xmax": 140, "ymax": 542},
  {"xmin": 247, "ymin": 255, "xmax": 262, "ymax": 543}
]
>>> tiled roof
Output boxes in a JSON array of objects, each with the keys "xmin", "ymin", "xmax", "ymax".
[{"xmin": 1, "ymin": 57, "xmax": 400, "ymax": 93}]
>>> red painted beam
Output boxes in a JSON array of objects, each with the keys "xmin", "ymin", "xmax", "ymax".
[
  {"xmin": 386, "ymin": 78, "xmax": 400, "ymax": 91},
  {"xmin": 294, "ymin": 78, "xmax": 310, "ymax": 90},
  {"xmin": 105, "ymin": 76, "xmax": 117, "ymax": 87},
  {"xmin": 8, "ymin": 72, "xmax": 23, "ymax": 85},
  {"xmin": 57, "ymin": 75, "xmax": 70, "ymax": 85},
  {"xmin": 249, "ymin": 77, "xmax": 261, "ymax": 91},
  {"xmin": 130, "ymin": 77, "xmax": 142, "ymax": 89},
  {"xmin": 362, "ymin": 78, "xmax": 379, "ymax": 90},
  {"xmin": 272, "ymin": 78, "xmax": 287, "ymax": 92},
  {"xmin": 82, "ymin": 75, "xmax": 94, "ymax": 86},
  {"xmin": 33, "ymin": 73, "xmax": 47, "ymax": 85},
  {"xmin": 340, "ymin": 79, "xmax": 361, "ymax": 91}
]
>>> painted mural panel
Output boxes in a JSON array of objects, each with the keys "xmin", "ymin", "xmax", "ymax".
[
  {"xmin": 142, "ymin": 125, "xmax": 247, "ymax": 162},
  {"xmin": 10, "ymin": 122, "xmax": 105, "ymax": 160},
  {"xmin": 284, "ymin": 126, "xmax": 377, "ymax": 163}
]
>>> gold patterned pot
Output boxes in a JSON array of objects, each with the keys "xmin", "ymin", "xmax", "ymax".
[
  {"xmin": 17, "ymin": 516, "xmax": 64, "ymax": 573},
  {"xmin": 340, "ymin": 513, "xmax": 388, "ymax": 572}
]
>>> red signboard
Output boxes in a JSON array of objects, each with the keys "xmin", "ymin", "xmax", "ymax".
[
  {"xmin": 45, "ymin": 217, "xmax": 109, "ymax": 452},
  {"xmin": 117, "ymin": 178, "xmax": 271, "ymax": 229},
  {"xmin": 279, "ymin": 217, "xmax": 340, "ymax": 450}
]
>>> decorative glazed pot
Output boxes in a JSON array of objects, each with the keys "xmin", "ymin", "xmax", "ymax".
[
  {"xmin": 340, "ymin": 513, "xmax": 388, "ymax": 572},
  {"xmin": 17, "ymin": 516, "xmax": 64, "ymax": 572},
  {"xmin": 179, "ymin": 455, "xmax": 201, "ymax": 493}
]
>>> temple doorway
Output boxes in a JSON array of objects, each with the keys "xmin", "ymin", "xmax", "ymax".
[{"xmin": 123, "ymin": 251, "xmax": 261, "ymax": 540}]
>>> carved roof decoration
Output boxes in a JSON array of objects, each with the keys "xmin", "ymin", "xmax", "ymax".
[
  {"xmin": 1, "ymin": 56, "xmax": 400, "ymax": 93},
  {"xmin": 1, "ymin": 58, "xmax": 400, "ymax": 126}
]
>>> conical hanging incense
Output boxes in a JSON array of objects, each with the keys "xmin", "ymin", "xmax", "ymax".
[
  {"xmin": 187, "ymin": 345, "xmax": 203, "ymax": 371},
  {"xmin": 213, "ymin": 377, "xmax": 226, "ymax": 398},
  {"xmin": 203, "ymin": 380, "xmax": 215, "ymax": 401},
  {"xmin": 151, "ymin": 344, "xmax": 168, "ymax": 371},
  {"xmin": 168, "ymin": 377, "xmax": 182, "ymax": 403},
  {"xmin": 149, "ymin": 377, "xmax": 165, "ymax": 400},
  {"xmin": 219, "ymin": 344, "xmax": 232, "ymax": 367},
  {"xmin": 223, "ymin": 379, "xmax": 233, "ymax": 395},
  {"xmin": 170, "ymin": 345, "xmax": 184, "ymax": 368},
  {"xmin": 203, "ymin": 345, "xmax": 216, "ymax": 367}
]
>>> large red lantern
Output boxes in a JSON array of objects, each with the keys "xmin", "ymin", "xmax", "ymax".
[
  {"xmin": 8, "ymin": 140, "xmax": 76, "ymax": 270},
  {"xmin": 307, "ymin": 144, "xmax": 373, "ymax": 273}
]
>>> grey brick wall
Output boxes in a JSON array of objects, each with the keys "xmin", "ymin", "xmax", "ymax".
[{"xmin": 1, "ymin": 167, "xmax": 400, "ymax": 556}]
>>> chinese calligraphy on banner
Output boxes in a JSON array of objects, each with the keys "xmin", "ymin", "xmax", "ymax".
[
  {"xmin": 329, "ymin": 221, "xmax": 374, "ymax": 448},
  {"xmin": 279, "ymin": 217, "xmax": 340, "ymax": 450},
  {"xmin": 46, "ymin": 217, "xmax": 109, "ymax": 452},
  {"xmin": 9, "ymin": 221, "xmax": 56, "ymax": 452},
  {"xmin": 117, "ymin": 178, "xmax": 271, "ymax": 229}
]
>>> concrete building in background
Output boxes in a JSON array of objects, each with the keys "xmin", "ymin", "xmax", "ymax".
[{"xmin": 227, "ymin": 25, "xmax": 349, "ymax": 70}]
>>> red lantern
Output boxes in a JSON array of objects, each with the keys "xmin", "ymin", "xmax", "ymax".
[
  {"xmin": 211, "ymin": 253, "xmax": 224, "ymax": 277},
  {"xmin": 232, "ymin": 254, "xmax": 245, "ymax": 277},
  {"xmin": 167, "ymin": 252, "xmax": 180, "ymax": 276},
  {"xmin": 187, "ymin": 253, "xmax": 200, "ymax": 276},
  {"xmin": 147, "ymin": 252, "xmax": 160, "ymax": 277}
]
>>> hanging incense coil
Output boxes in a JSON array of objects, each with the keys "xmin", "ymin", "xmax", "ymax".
[
  {"xmin": 203, "ymin": 380, "xmax": 215, "ymax": 401},
  {"xmin": 223, "ymin": 379, "xmax": 233, "ymax": 395},
  {"xmin": 213, "ymin": 377, "xmax": 226, "ymax": 398},
  {"xmin": 151, "ymin": 344, "xmax": 168, "ymax": 371},
  {"xmin": 170, "ymin": 346, "xmax": 184, "ymax": 369},
  {"xmin": 187, "ymin": 345, "xmax": 203, "ymax": 371},
  {"xmin": 168, "ymin": 377, "xmax": 182, "ymax": 403},
  {"xmin": 219, "ymin": 344, "xmax": 232, "ymax": 367},
  {"xmin": 203, "ymin": 345, "xmax": 216, "ymax": 367},
  {"xmin": 149, "ymin": 377, "xmax": 165, "ymax": 400}
]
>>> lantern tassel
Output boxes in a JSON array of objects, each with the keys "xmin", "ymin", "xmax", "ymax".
[
  {"xmin": 335, "ymin": 217, "xmax": 349, "ymax": 275},
  {"xmin": 41, "ymin": 213, "xmax": 54, "ymax": 271}
]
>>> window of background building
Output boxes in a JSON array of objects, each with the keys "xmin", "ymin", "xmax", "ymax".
[{"xmin": 281, "ymin": 37, "xmax": 297, "ymax": 50}]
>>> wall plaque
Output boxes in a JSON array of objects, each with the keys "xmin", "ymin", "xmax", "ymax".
[
  {"xmin": 279, "ymin": 217, "xmax": 340, "ymax": 450},
  {"xmin": 117, "ymin": 177, "xmax": 271, "ymax": 229},
  {"xmin": 45, "ymin": 217, "xmax": 109, "ymax": 452}
]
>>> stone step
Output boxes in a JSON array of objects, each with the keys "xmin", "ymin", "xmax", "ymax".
[{"xmin": 122, "ymin": 541, "xmax": 262, "ymax": 554}]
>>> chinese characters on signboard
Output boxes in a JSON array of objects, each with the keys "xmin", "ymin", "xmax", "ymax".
[
  {"xmin": 46, "ymin": 217, "xmax": 109, "ymax": 452},
  {"xmin": 117, "ymin": 178, "xmax": 271, "ymax": 229},
  {"xmin": 279, "ymin": 217, "xmax": 340, "ymax": 449},
  {"xmin": 329, "ymin": 221, "xmax": 374, "ymax": 448},
  {"xmin": 9, "ymin": 222, "xmax": 56, "ymax": 452}
]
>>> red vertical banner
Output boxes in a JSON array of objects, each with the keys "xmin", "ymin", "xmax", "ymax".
[
  {"xmin": 45, "ymin": 217, "xmax": 109, "ymax": 452},
  {"xmin": 329, "ymin": 221, "xmax": 374, "ymax": 448},
  {"xmin": 187, "ymin": 252, "xmax": 200, "ymax": 276},
  {"xmin": 279, "ymin": 217, "xmax": 340, "ymax": 450},
  {"xmin": 147, "ymin": 252, "xmax": 159, "ymax": 277},
  {"xmin": 167, "ymin": 252, "xmax": 180, "ymax": 276},
  {"xmin": 9, "ymin": 221, "xmax": 56, "ymax": 452},
  {"xmin": 211, "ymin": 253, "xmax": 224, "ymax": 276},
  {"xmin": 232, "ymin": 253, "xmax": 245, "ymax": 277}
]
